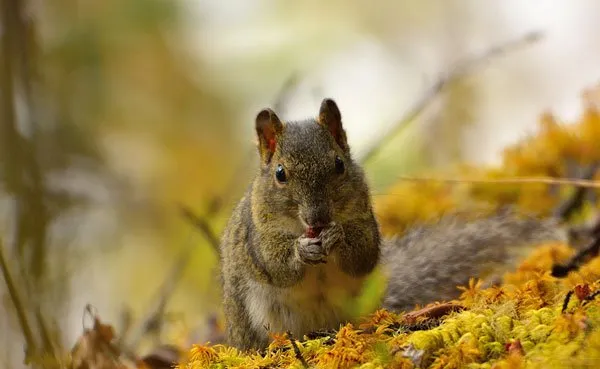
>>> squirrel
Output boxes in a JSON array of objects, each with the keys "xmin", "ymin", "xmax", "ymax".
[{"xmin": 218, "ymin": 98, "xmax": 565, "ymax": 351}]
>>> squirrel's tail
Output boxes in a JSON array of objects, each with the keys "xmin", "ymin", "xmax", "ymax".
[{"xmin": 380, "ymin": 209, "xmax": 566, "ymax": 313}]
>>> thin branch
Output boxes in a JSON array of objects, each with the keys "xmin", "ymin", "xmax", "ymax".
[
  {"xmin": 553, "ymin": 163, "xmax": 598, "ymax": 220},
  {"xmin": 583, "ymin": 289, "xmax": 600, "ymax": 305},
  {"xmin": 123, "ymin": 205, "xmax": 223, "ymax": 351},
  {"xmin": 35, "ymin": 308, "xmax": 60, "ymax": 359},
  {"xmin": 391, "ymin": 175, "xmax": 600, "ymax": 189},
  {"xmin": 205, "ymin": 155, "xmax": 254, "ymax": 217},
  {"xmin": 2, "ymin": 2, "xmax": 56, "ymax": 361},
  {"xmin": 286, "ymin": 332, "xmax": 309, "ymax": 369},
  {"xmin": 272, "ymin": 73, "xmax": 300, "ymax": 114},
  {"xmin": 561, "ymin": 291, "xmax": 574, "ymax": 313},
  {"xmin": 124, "ymin": 241, "xmax": 196, "ymax": 350},
  {"xmin": 552, "ymin": 226, "xmax": 600, "ymax": 278},
  {"xmin": 116, "ymin": 307, "xmax": 133, "ymax": 342},
  {"xmin": 205, "ymin": 73, "xmax": 303, "ymax": 216},
  {"xmin": 0, "ymin": 0, "xmax": 21, "ymax": 191},
  {"xmin": 360, "ymin": 31, "xmax": 545, "ymax": 164},
  {"xmin": 180, "ymin": 205, "xmax": 220, "ymax": 254},
  {"xmin": 123, "ymin": 204, "xmax": 222, "ymax": 350},
  {"xmin": 0, "ymin": 238, "xmax": 38, "ymax": 355},
  {"xmin": 212, "ymin": 73, "xmax": 303, "ymax": 214}
]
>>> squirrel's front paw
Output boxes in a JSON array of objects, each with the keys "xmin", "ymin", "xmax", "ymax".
[
  {"xmin": 319, "ymin": 222, "xmax": 344, "ymax": 253},
  {"xmin": 297, "ymin": 236, "xmax": 328, "ymax": 265}
]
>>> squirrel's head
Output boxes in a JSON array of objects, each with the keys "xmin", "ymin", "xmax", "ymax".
[{"xmin": 252, "ymin": 98, "xmax": 370, "ymax": 235}]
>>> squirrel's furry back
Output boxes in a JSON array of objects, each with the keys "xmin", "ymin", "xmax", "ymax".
[{"xmin": 381, "ymin": 210, "xmax": 566, "ymax": 312}]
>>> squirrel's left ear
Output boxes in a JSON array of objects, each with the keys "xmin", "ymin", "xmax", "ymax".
[
  {"xmin": 318, "ymin": 98, "xmax": 347, "ymax": 150},
  {"xmin": 255, "ymin": 108, "xmax": 283, "ymax": 164}
]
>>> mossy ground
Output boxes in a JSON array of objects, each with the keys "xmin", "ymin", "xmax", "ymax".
[
  {"xmin": 178, "ymin": 242, "xmax": 600, "ymax": 369},
  {"xmin": 178, "ymin": 86, "xmax": 600, "ymax": 369}
]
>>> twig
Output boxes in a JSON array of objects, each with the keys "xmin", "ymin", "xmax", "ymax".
[
  {"xmin": 2, "ymin": 1, "xmax": 57, "ymax": 361},
  {"xmin": 116, "ymin": 307, "xmax": 133, "ymax": 343},
  {"xmin": 392, "ymin": 176, "xmax": 600, "ymax": 189},
  {"xmin": 583, "ymin": 290, "xmax": 600, "ymax": 305},
  {"xmin": 387, "ymin": 319, "xmax": 444, "ymax": 334},
  {"xmin": 304, "ymin": 331, "xmax": 336, "ymax": 345},
  {"xmin": 360, "ymin": 31, "xmax": 544, "ymax": 164},
  {"xmin": 286, "ymin": 332, "xmax": 309, "ymax": 369},
  {"xmin": 568, "ymin": 212, "xmax": 600, "ymax": 243},
  {"xmin": 35, "ymin": 308, "xmax": 61, "ymax": 359},
  {"xmin": 402, "ymin": 302, "xmax": 464, "ymax": 323},
  {"xmin": 211, "ymin": 73, "xmax": 303, "ymax": 215},
  {"xmin": 180, "ymin": 205, "xmax": 220, "ymax": 254},
  {"xmin": 553, "ymin": 163, "xmax": 599, "ymax": 220},
  {"xmin": 125, "ymin": 234, "xmax": 199, "ymax": 350},
  {"xmin": 205, "ymin": 73, "xmax": 303, "ymax": 216},
  {"xmin": 123, "ymin": 206, "xmax": 222, "ymax": 350},
  {"xmin": 561, "ymin": 290, "xmax": 574, "ymax": 313},
  {"xmin": 0, "ymin": 238, "xmax": 38, "ymax": 355},
  {"xmin": 205, "ymin": 154, "xmax": 255, "ymax": 217},
  {"xmin": 552, "ymin": 235, "xmax": 600, "ymax": 277},
  {"xmin": 273, "ymin": 73, "xmax": 300, "ymax": 114}
]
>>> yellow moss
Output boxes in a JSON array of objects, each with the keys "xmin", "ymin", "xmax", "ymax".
[
  {"xmin": 316, "ymin": 324, "xmax": 373, "ymax": 369},
  {"xmin": 187, "ymin": 344, "xmax": 219, "ymax": 366},
  {"xmin": 179, "ymin": 240, "xmax": 600, "ymax": 369}
]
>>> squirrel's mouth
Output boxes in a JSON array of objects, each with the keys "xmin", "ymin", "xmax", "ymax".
[{"xmin": 305, "ymin": 226, "xmax": 324, "ymax": 238}]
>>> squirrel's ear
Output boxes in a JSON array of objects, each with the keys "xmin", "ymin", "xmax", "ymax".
[
  {"xmin": 318, "ymin": 98, "xmax": 347, "ymax": 150},
  {"xmin": 255, "ymin": 108, "xmax": 283, "ymax": 164}
]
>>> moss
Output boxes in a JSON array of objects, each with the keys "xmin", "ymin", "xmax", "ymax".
[{"xmin": 179, "ymin": 259, "xmax": 600, "ymax": 368}]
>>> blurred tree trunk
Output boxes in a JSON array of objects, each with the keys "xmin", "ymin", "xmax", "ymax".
[
  {"xmin": 1, "ymin": 0, "xmax": 59, "ymax": 362},
  {"xmin": 1, "ymin": 0, "xmax": 49, "ymax": 286}
]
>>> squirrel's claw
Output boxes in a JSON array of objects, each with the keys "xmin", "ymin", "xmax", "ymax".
[{"xmin": 297, "ymin": 236, "xmax": 328, "ymax": 264}]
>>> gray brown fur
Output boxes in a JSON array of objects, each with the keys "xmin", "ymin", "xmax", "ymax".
[
  {"xmin": 219, "ymin": 100, "xmax": 380, "ymax": 351},
  {"xmin": 381, "ymin": 211, "xmax": 565, "ymax": 312},
  {"xmin": 219, "ymin": 98, "xmax": 565, "ymax": 352}
]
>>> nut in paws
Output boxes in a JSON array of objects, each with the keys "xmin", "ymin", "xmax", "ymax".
[{"xmin": 297, "ymin": 236, "xmax": 328, "ymax": 264}]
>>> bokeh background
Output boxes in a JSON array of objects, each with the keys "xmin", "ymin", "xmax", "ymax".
[{"xmin": 1, "ymin": 0, "xmax": 600, "ymax": 367}]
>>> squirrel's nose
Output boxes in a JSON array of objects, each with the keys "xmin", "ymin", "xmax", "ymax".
[
  {"xmin": 306, "ymin": 220, "xmax": 330, "ymax": 228},
  {"xmin": 303, "ymin": 207, "xmax": 332, "ymax": 229}
]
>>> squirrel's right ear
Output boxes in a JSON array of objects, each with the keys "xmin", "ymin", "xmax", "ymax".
[
  {"xmin": 255, "ymin": 108, "xmax": 283, "ymax": 164},
  {"xmin": 318, "ymin": 98, "xmax": 348, "ymax": 150}
]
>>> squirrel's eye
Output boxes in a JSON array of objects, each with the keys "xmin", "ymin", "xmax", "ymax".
[
  {"xmin": 335, "ymin": 156, "xmax": 345, "ymax": 175},
  {"xmin": 275, "ymin": 164, "xmax": 287, "ymax": 183}
]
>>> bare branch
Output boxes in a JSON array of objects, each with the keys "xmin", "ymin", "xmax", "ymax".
[
  {"xmin": 0, "ymin": 238, "xmax": 38, "ymax": 356},
  {"xmin": 124, "ymin": 242, "xmax": 195, "ymax": 350},
  {"xmin": 286, "ymin": 332, "xmax": 309, "ymax": 369},
  {"xmin": 273, "ymin": 73, "xmax": 300, "ymax": 114},
  {"xmin": 391, "ymin": 175, "xmax": 600, "ymax": 189},
  {"xmin": 121, "ymin": 204, "xmax": 223, "ymax": 352},
  {"xmin": 180, "ymin": 205, "xmax": 220, "ymax": 254},
  {"xmin": 552, "ymin": 230, "xmax": 600, "ymax": 278},
  {"xmin": 360, "ymin": 31, "xmax": 545, "ymax": 164},
  {"xmin": 553, "ymin": 163, "xmax": 599, "ymax": 220}
]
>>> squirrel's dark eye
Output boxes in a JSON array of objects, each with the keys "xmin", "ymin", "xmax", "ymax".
[
  {"xmin": 335, "ymin": 156, "xmax": 345, "ymax": 175},
  {"xmin": 275, "ymin": 164, "xmax": 287, "ymax": 183}
]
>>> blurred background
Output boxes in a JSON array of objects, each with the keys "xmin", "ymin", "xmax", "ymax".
[{"xmin": 1, "ymin": 0, "xmax": 600, "ymax": 367}]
